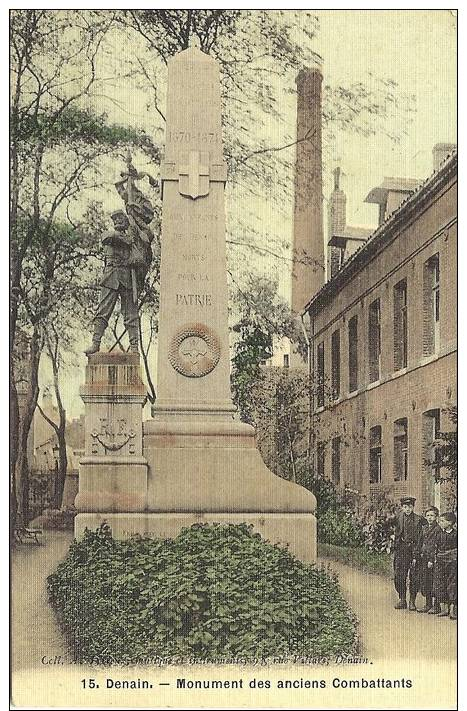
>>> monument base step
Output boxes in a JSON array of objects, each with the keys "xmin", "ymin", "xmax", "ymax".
[
  {"xmin": 74, "ymin": 512, "xmax": 317, "ymax": 563},
  {"xmin": 142, "ymin": 418, "xmax": 317, "ymax": 514}
]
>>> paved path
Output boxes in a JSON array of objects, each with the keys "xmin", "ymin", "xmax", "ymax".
[
  {"xmin": 319, "ymin": 556, "xmax": 457, "ymax": 661},
  {"xmin": 12, "ymin": 533, "xmax": 456, "ymax": 671},
  {"xmin": 12, "ymin": 530, "xmax": 73, "ymax": 672}
]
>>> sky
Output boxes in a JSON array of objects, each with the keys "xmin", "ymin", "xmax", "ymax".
[
  {"xmin": 30, "ymin": 10, "xmax": 457, "ymax": 419},
  {"xmin": 316, "ymin": 10, "xmax": 457, "ymax": 226}
]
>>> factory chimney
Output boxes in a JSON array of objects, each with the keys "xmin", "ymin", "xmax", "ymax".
[{"xmin": 291, "ymin": 67, "xmax": 325, "ymax": 317}]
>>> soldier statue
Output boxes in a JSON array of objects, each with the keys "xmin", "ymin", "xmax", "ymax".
[{"xmin": 85, "ymin": 153, "xmax": 157, "ymax": 355}]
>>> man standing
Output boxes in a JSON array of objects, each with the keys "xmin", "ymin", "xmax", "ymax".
[{"xmin": 392, "ymin": 496, "xmax": 426, "ymax": 610}]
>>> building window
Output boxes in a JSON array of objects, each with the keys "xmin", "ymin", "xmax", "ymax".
[
  {"xmin": 283, "ymin": 354, "xmax": 289, "ymax": 368},
  {"xmin": 423, "ymin": 408, "xmax": 441, "ymax": 480},
  {"xmin": 317, "ymin": 341, "xmax": 325, "ymax": 408},
  {"xmin": 393, "ymin": 279, "xmax": 408, "ymax": 370},
  {"xmin": 348, "ymin": 315, "xmax": 358, "ymax": 392},
  {"xmin": 331, "ymin": 436, "xmax": 341, "ymax": 485},
  {"xmin": 331, "ymin": 329, "xmax": 340, "ymax": 400},
  {"xmin": 423, "ymin": 254, "xmax": 440, "ymax": 355},
  {"xmin": 394, "ymin": 418, "xmax": 408, "ymax": 482},
  {"xmin": 317, "ymin": 442, "xmax": 325, "ymax": 479},
  {"xmin": 368, "ymin": 298, "xmax": 381, "ymax": 383},
  {"xmin": 369, "ymin": 425, "xmax": 382, "ymax": 484}
]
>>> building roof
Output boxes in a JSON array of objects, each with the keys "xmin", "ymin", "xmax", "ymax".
[
  {"xmin": 304, "ymin": 150, "xmax": 457, "ymax": 315},
  {"xmin": 365, "ymin": 177, "xmax": 421, "ymax": 205},
  {"xmin": 328, "ymin": 225, "xmax": 373, "ymax": 248}
]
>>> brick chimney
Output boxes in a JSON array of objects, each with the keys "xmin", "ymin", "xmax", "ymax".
[
  {"xmin": 328, "ymin": 167, "xmax": 346, "ymax": 279},
  {"xmin": 291, "ymin": 67, "xmax": 325, "ymax": 316}
]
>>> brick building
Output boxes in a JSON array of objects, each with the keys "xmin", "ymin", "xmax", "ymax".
[{"xmin": 303, "ymin": 149, "xmax": 457, "ymax": 510}]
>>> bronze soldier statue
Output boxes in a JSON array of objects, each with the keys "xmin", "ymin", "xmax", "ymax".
[{"xmin": 85, "ymin": 154, "xmax": 157, "ymax": 355}]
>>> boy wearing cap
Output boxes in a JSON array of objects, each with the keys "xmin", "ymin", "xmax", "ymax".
[
  {"xmin": 432, "ymin": 511, "xmax": 457, "ymax": 620},
  {"xmin": 417, "ymin": 506, "xmax": 442, "ymax": 613},
  {"xmin": 392, "ymin": 496, "xmax": 426, "ymax": 610}
]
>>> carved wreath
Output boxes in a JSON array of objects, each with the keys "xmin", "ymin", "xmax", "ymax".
[{"xmin": 168, "ymin": 323, "xmax": 221, "ymax": 378}]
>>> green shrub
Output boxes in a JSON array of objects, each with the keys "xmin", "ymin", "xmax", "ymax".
[
  {"xmin": 318, "ymin": 544, "xmax": 393, "ymax": 577},
  {"xmin": 48, "ymin": 523, "xmax": 358, "ymax": 664},
  {"xmin": 317, "ymin": 510, "xmax": 365, "ymax": 548}
]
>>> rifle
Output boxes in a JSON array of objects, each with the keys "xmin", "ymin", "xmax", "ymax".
[{"xmin": 124, "ymin": 150, "xmax": 139, "ymax": 305}]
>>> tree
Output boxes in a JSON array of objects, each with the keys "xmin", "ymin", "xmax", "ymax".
[
  {"xmin": 252, "ymin": 368, "xmax": 311, "ymax": 483},
  {"xmin": 117, "ymin": 10, "xmax": 414, "ymax": 272},
  {"xmin": 36, "ymin": 326, "xmax": 68, "ymax": 508},
  {"xmin": 10, "ymin": 10, "xmax": 158, "ymax": 526},
  {"xmin": 230, "ymin": 274, "xmax": 304, "ymax": 422},
  {"xmin": 431, "ymin": 405, "xmax": 457, "ymax": 509}
]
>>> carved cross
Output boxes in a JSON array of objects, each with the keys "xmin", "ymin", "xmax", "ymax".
[{"xmin": 179, "ymin": 151, "xmax": 209, "ymax": 199}]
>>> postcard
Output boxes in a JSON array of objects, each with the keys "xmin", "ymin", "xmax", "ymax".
[{"xmin": 10, "ymin": 9, "xmax": 457, "ymax": 709}]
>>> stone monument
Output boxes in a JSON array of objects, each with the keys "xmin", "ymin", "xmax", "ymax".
[{"xmin": 75, "ymin": 47, "xmax": 317, "ymax": 563}]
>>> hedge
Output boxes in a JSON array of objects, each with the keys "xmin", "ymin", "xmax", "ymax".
[{"xmin": 48, "ymin": 523, "xmax": 358, "ymax": 664}]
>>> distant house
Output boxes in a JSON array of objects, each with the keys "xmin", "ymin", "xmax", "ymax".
[{"xmin": 31, "ymin": 393, "xmax": 85, "ymax": 509}]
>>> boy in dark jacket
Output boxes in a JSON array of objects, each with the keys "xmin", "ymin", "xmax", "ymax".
[
  {"xmin": 392, "ymin": 497, "xmax": 426, "ymax": 610},
  {"xmin": 417, "ymin": 506, "xmax": 442, "ymax": 613},
  {"xmin": 432, "ymin": 511, "xmax": 457, "ymax": 620}
]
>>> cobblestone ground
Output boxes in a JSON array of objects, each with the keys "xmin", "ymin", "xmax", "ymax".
[
  {"xmin": 319, "ymin": 557, "xmax": 457, "ymax": 661},
  {"xmin": 12, "ymin": 532, "xmax": 456, "ymax": 672}
]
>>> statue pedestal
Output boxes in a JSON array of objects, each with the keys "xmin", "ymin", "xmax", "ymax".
[
  {"xmin": 75, "ymin": 407, "xmax": 317, "ymax": 564},
  {"xmin": 74, "ymin": 352, "xmax": 148, "ymax": 515}
]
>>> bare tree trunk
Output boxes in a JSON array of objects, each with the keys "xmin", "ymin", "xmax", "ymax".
[
  {"xmin": 55, "ymin": 423, "xmax": 68, "ymax": 509},
  {"xmin": 139, "ymin": 323, "xmax": 156, "ymax": 404},
  {"xmin": 15, "ymin": 327, "xmax": 41, "ymax": 525},
  {"xmin": 286, "ymin": 421, "xmax": 297, "ymax": 483},
  {"xmin": 38, "ymin": 327, "xmax": 68, "ymax": 509},
  {"xmin": 10, "ymin": 378, "xmax": 19, "ymax": 534}
]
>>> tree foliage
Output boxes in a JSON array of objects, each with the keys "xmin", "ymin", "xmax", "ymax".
[
  {"xmin": 10, "ymin": 9, "xmax": 156, "ymax": 525},
  {"xmin": 230, "ymin": 274, "xmax": 304, "ymax": 422},
  {"xmin": 432, "ymin": 406, "xmax": 457, "ymax": 482}
]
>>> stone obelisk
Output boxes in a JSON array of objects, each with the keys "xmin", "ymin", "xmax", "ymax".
[
  {"xmin": 153, "ymin": 47, "xmax": 232, "ymax": 419},
  {"xmin": 76, "ymin": 47, "xmax": 317, "ymax": 563}
]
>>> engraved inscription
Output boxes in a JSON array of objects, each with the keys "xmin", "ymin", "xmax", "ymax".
[
  {"xmin": 164, "ymin": 210, "xmax": 219, "ymax": 223},
  {"xmin": 177, "ymin": 273, "xmax": 209, "ymax": 282},
  {"xmin": 182, "ymin": 254, "xmax": 206, "ymax": 262},
  {"xmin": 168, "ymin": 131, "xmax": 220, "ymax": 143},
  {"xmin": 176, "ymin": 294, "xmax": 212, "ymax": 306},
  {"xmin": 173, "ymin": 233, "xmax": 209, "ymax": 240}
]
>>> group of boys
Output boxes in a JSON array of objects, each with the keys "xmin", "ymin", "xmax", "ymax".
[{"xmin": 392, "ymin": 496, "xmax": 457, "ymax": 619}]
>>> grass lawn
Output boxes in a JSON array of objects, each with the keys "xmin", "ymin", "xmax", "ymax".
[{"xmin": 318, "ymin": 543, "xmax": 393, "ymax": 578}]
